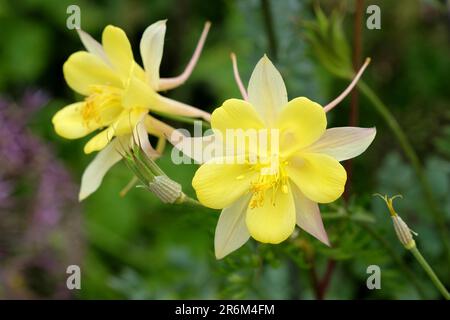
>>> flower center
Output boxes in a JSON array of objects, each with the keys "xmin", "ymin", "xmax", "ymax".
[
  {"xmin": 82, "ymin": 85, "xmax": 122, "ymax": 128},
  {"xmin": 248, "ymin": 158, "xmax": 289, "ymax": 208}
]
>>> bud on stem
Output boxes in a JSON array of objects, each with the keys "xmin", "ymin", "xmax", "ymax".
[
  {"xmin": 375, "ymin": 193, "xmax": 450, "ymax": 299},
  {"xmin": 148, "ymin": 175, "xmax": 182, "ymax": 204},
  {"xmin": 121, "ymin": 143, "xmax": 201, "ymax": 206},
  {"xmin": 392, "ymin": 215, "xmax": 416, "ymax": 250},
  {"xmin": 374, "ymin": 194, "xmax": 417, "ymax": 249}
]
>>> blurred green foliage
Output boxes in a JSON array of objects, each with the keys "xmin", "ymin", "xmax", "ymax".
[{"xmin": 1, "ymin": 0, "xmax": 449, "ymax": 299}]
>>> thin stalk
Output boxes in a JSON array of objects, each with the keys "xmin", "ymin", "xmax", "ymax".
[
  {"xmin": 178, "ymin": 194, "xmax": 204, "ymax": 207},
  {"xmin": 357, "ymin": 221, "xmax": 426, "ymax": 298},
  {"xmin": 119, "ymin": 176, "xmax": 139, "ymax": 197},
  {"xmin": 409, "ymin": 246, "xmax": 450, "ymax": 300},
  {"xmin": 308, "ymin": 260, "xmax": 321, "ymax": 300},
  {"xmin": 357, "ymin": 80, "xmax": 450, "ymax": 271},
  {"xmin": 230, "ymin": 53, "xmax": 249, "ymax": 101},
  {"xmin": 317, "ymin": 260, "xmax": 336, "ymax": 300}
]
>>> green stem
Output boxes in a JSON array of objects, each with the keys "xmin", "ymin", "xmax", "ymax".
[
  {"xmin": 357, "ymin": 80, "xmax": 450, "ymax": 271},
  {"xmin": 409, "ymin": 246, "xmax": 450, "ymax": 300},
  {"xmin": 356, "ymin": 221, "xmax": 426, "ymax": 298},
  {"xmin": 178, "ymin": 194, "xmax": 204, "ymax": 207}
]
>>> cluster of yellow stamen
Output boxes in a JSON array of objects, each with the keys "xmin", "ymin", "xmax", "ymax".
[
  {"xmin": 247, "ymin": 159, "xmax": 289, "ymax": 208},
  {"xmin": 82, "ymin": 85, "xmax": 122, "ymax": 128}
]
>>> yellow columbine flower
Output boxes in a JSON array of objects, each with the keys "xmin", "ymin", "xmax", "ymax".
[
  {"xmin": 52, "ymin": 20, "xmax": 210, "ymax": 200},
  {"xmin": 191, "ymin": 55, "xmax": 376, "ymax": 259}
]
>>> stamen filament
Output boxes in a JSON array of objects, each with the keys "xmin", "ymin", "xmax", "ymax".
[
  {"xmin": 230, "ymin": 53, "xmax": 249, "ymax": 101},
  {"xmin": 324, "ymin": 57, "xmax": 371, "ymax": 112}
]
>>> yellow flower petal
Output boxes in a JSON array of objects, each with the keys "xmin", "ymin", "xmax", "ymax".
[
  {"xmin": 63, "ymin": 51, "xmax": 122, "ymax": 95},
  {"xmin": 192, "ymin": 157, "xmax": 256, "ymax": 209},
  {"xmin": 246, "ymin": 187, "xmax": 296, "ymax": 244},
  {"xmin": 102, "ymin": 25, "xmax": 134, "ymax": 78},
  {"xmin": 247, "ymin": 55, "xmax": 288, "ymax": 126},
  {"xmin": 84, "ymin": 127, "xmax": 115, "ymax": 154},
  {"xmin": 122, "ymin": 77, "xmax": 157, "ymax": 109},
  {"xmin": 277, "ymin": 97, "xmax": 327, "ymax": 155},
  {"xmin": 286, "ymin": 152, "xmax": 347, "ymax": 203},
  {"xmin": 211, "ymin": 99, "xmax": 265, "ymax": 133},
  {"xmin": 112, "ymin": 108, "xmax": 148, "ymax": 136},
  {"xmin": 52, "ymin": 102, "xmax": 96, "ymax": 139},
  {"xmin": 211, "ymin": 99, "xmax": 266, "ymax": 157}
]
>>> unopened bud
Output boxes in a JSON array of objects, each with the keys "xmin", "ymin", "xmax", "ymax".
[
  {"xmin": 122, "ymin": 142, "xmax": 185, "ymax": 204},
  {"xmin": 392, "ymin": 215, "xmax": 416, "ymax": 249},
  {"xmin": 374, "ymin": 193, "xmax": 417, "ymax": 250},
  {"xmin": 148, "ymin": 175, "xmax": 183, "ymax": 204}
]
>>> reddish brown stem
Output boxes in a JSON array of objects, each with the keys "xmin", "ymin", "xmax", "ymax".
[
  {"xmin": 308, "ymin": 260, "xmax": 321, "ymax": 299},
  {"xmin": 317, "ymin": 260, "xmax": 336, "ymax": 300}
]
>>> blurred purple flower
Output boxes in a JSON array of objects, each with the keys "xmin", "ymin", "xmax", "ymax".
[{"xmin": 0, "ymin": 90, "xmax": 83, "ymax": 299}]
